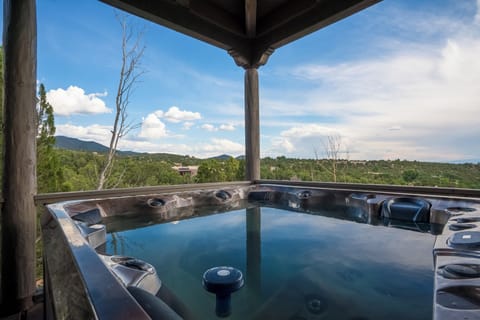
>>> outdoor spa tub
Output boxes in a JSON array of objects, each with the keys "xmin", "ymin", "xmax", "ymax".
[{"xmin": 41, "ymin": 182, "xmax": 480, "ymax": 319}]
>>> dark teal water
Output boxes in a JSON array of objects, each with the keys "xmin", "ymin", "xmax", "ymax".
[{"xmin": 105, "ymin": 206, "xmax": 435, "ymax": 320}]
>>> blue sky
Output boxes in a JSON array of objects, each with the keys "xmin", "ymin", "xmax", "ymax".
[{"xmin": 2, "ymin": 0, "xmax": 480, "ymax": 161}]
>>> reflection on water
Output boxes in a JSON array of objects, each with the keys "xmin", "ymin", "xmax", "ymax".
[{"xmin": 105, "ymin": 206, "xmax": 435, "ymax": 320}]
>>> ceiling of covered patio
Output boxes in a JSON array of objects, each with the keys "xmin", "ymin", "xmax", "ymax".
[{"xmin": 101, "ymin": 0, "xmax": 381, "ymax": 68}]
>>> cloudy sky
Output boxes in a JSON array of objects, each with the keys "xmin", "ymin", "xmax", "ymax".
[{"xmin": 2, "ymin": 0, "xmax": 479, "ymax": 161}]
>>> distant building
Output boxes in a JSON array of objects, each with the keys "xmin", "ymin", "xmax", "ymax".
[
  {"xmin": 172, "ymin": 165, "xmax": 199, "ymax": 176},
  {"xmin": 350, "ymin": 160, "xmax": 367, "ymax": 165}
]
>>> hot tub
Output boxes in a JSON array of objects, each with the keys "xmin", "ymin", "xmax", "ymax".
[{"xmin": 41, "ymin": 182, "xmax": 480, "ymax": 319}]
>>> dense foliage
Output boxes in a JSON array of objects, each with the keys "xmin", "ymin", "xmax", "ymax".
[
  {"xmin": 42, "ymin": 149, "xmax": 480, "ymax": 192},
  {"xmin": 37, "ymin": 84, "xmax": 63, "ymax": 193},
  {"xmin": 260, "ymin": 157, "xmax": 480, "ymax": 188},
  {"xmin": 52, "ymin": 150, "xmax": 244, "ymax": 191}
]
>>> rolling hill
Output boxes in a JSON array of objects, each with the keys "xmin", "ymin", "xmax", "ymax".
[
  {"xmin": 54, "ymin": 136, "xmax": 239, "ymax": 160},
  {"xmin": 55, "ymin": 136, "xmax": 111, "ymax": 153}
]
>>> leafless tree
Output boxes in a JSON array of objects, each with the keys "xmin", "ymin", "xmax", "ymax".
[
  {"xmin": 324, "ymin": 134, "xmax": 342, "ymax": 182},
  {"xmin": 314, "ymin": 133, "xmax": 343, "ymax": 182},
  {"xmin": 97, "ymin": 13, "xmax": 145, "ymax": 190}
]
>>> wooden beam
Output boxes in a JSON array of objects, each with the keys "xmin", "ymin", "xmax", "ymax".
[
  {"xmin": 1, "ymin": 0, "xmax": 37, "ymax": 314},
  {"xmin": 254, "ymin": 0, "xmax": 380, "ymax": 53},
  {"xmin": 101, "ymin": 0, "xmax": 380, "ymax": 69},
  {"xmin": 244, "ymin": 68, "xmax": 260, "ymax": 180},
  {"xmin": 190, "ymin": 0, "xmax": 245, "ymax": 37},
  {"xmin": 256, "ymin": 0, "xmax": 316, "ymax": 37},
  {"xmin": 245, "ymin": 0, "xmax": 257, "ymax": 37},
  {"xmin": 100, "ymin": 0, "xmax": 250, "ymax": 58}
]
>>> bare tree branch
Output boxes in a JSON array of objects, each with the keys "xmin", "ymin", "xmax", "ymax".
[
  {"xmin": 315, "ymin": 133, "xmax": 345, "ymax": 182},
  {"xmin": 322, "ymin": 133, "xmax": 342, "ymax": 182},
  {"xmin": 97, "ymin": 12, "xmax": 145, "ymax": 190}
]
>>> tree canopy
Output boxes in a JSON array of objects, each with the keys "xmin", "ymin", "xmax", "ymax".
[{"xmin": 37, "ymin": 84, "xmax": 64, "ymax": 193}]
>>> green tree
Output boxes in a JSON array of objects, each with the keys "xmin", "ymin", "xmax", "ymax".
[
  {"xmin": 224, "ymin": 157, "xmax": 244, "ymax": 181},
  {"xmin": 37, "ymin": 83, "xmax": 63, "ymax": 193},
  {"xmin": 402, "ymin": 169, "xmax": 419, "ymax": 184},
  {"xmin": 196, "ymin": 159, "xmax": 226, "ymax": 183}
]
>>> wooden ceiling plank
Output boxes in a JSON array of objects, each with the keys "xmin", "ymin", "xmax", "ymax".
[
  {"xmin": 255, "ymin": 0, "xmax": 380, "ymax": 52},
  {"xmin": 257, "ymin": 0, "xmax": 316, "ymax": 37},
  {"xmin": 101, "ymin": 0, "xmax": 381, "ymax": 69},
  {"xmin": 245, "ymin": 0, "xmax": 257, "ymax": 38},
  {"xmin": 100, "ymin": 0, "xmax": 250, "ymax": 56},
  {"xmin": 189, "ymin": 0, "xmax": 245, "ymax": 37}
]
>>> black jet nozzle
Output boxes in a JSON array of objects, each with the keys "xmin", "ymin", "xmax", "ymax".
[{"xmin": 202, "ymin": 266, "xmax": 244, "ymax": 317}]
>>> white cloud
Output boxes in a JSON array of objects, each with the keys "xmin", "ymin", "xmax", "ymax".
[
  {"xmin": 138, "ymin": 113, "xmax": 167, "ymax": 139},
  {"xmin": 280, "ymin": 124, "xmax": 333, "ymax": 139},
  {"xmin": 47, "ymin": 86, "xmax": 111, "ymax": 116},
  {"xmin": 200, "ymin": 123, "xmax": 235, "ymax": 132},
  {"xmin": 219, "ymin": 123, "xmax": 235, "ymax": 131},
  {"xmin": 270, "ymin": 138, "xmax": 295, "ymax": 154},
  {"xmin": 57, "ymin": 125, "xmax": 245, "ymax": 157},
  {"xmin": 118, "ymin": 140, "xmax": 191, "ymax": 154},
  {"xmin": 56, "ymin": 123, "xmax": 192, "ymax": 154},
  {"xmin": 201, "ymin": 124, "xmax": 218, "ymax": 132},
  {"xmin": 265, "ymin": 125, "xmax": 347, "ymax": 158},
  {"xmin": 388, "ymin": 126, "xmax": 402, "ymax": 131},
  {"xmin": 198, "ymin": 138, "xmax": 244, "ymax": 157},
  {"xmin": 182, "ymin": 122, "xmax": 194, "ymax": 130},
  {"xmin": 162, "ymin": 106, "xmax": 201, "ymax": 123},
  {"xmin": 120, "ymin": 139, "xmax": 245, "ymax": 158},
  {"xmin": 154, "ymin": 110, "xmax": 164, "ymax": 118},
  {"xmin": 56, "ymin": 123, "xmax": 112, "ymax": 145},
  {"xmin": 263, "ymin": 24, "xmax": 480, "ymax": 161}
]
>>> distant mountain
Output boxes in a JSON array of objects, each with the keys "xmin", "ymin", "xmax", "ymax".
[
  {"xmin": 55, "ymin": 136, "xmax": 244, "ymax": 161},
  {"xmin": 207, "ymin": 154, "xmax": 246, "ymax": 161},
  {"xmin": 209, "ymin": 154, "xmax": 233, "ymax": 160},
  {"xmin": 54, "ymin": 136, "xmax": 203, "ymax": 162},
  {"xmin": 55, "ymin": 136, "xmax": 110, "ymax": 153},
  {"xmin": 55, "ymin": 136, "xmax": 139, "ymax": 156}
]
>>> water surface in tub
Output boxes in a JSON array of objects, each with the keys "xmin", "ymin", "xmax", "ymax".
[{"xmin": 104, "ymin": 205, "xmax": 435, "ymax": 320}]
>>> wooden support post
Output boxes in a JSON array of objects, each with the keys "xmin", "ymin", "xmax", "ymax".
[
  {"xmin": 244, "ymin": 68, "xmax": 260, "ymax": 181},
  {"xmin": 1, "ymin": 0, "xmax": 37, "ymax": 314}
]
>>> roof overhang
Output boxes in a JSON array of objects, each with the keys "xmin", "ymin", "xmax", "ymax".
[{"xmin": 100, "ymin": 0, "xmax": 381, "ymax": 68}]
